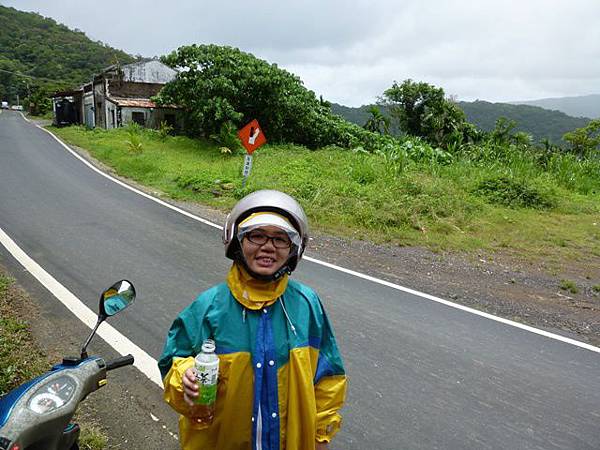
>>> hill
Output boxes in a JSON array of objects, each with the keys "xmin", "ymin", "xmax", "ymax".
[
  {"xmin": 511, "ymin": 94, "xmax": 600, "ymax": 119},
  {"xmin": 0, "ymin": 5, "xmax": 135, "ymax": 104},
  {"xmin": 457, "ymin": 101, "xmax": 590, "ymax": 144},
  {"xmin": 331, "ymin": 101, "xmax": 590, "ymax": 145}
]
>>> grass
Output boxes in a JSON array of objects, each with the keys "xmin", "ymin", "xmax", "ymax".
[
  {"xmin": 559, "ymin": 279, "xmax": 579, "ymax": 294},
  {"xmin": 49, "ymin": 125, "xmax": 600, "ymax": 264},
  {"xmin": 0, "ymin": 272, "xmax": 107, "ymax": 449}
]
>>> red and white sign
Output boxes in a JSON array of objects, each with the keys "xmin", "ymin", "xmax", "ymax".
[{"xmin": 238, "ymin": 119, "xmax": 266, "ymax": 154}]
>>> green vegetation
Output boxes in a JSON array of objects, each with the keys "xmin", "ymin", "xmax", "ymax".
[
  {"xmin": 458, "ymin": 101, "xmax": 590, "ymax": 145},
  {"xmin": 0, "ymin": 272, "xmax": 107, "ymax": 449},
  {"xmin": 0, "ymin": 273, "xmax": 47, "ymax": 394},
  {"xmin": 559, "ymin": 279, "xmax": 579, "ymax": 294},
  {"xmin": 592, "ymin": 285, "xmax": 600, "ymax": 293},
  {"xmin": 563, "ymin": 119, "xmax": 600, "ymax": 157},
  {"xmin": 0, "ymin": 5, "xmax": 135, "ymax": 113},
  {"xmin": 49, "ymin": 125, "xmax": 600, "ymax": 265},
  {"xmin": 156, "ymin": 45, "xmax": 405, "ymax": 153},
  {"xmin": 332, "ymin": 100, "xmax": 591, "ymax": 145}
]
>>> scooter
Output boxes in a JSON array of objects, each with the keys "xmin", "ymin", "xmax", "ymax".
[{"xmin": 0, "ymin": 280, "xmax": 136, "ymax": 450}]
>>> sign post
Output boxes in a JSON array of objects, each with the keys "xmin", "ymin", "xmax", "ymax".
[{"xmin": 237, "ymin": 119, "xmax": 267, "ymax": 188}]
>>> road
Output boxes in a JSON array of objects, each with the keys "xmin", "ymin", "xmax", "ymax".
[{"xmin": 1, "ymin": 111, "xmax": 599, "ymax": 449}]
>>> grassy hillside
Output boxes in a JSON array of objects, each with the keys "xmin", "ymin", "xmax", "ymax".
[
  {"xmin": 512, "ymin": 94, "xmax": 600, "ymax": 119},
  {"xmin": 49, "ymin": 125, "xmax": 600, "ymax": 267},
  {"xmin": 332, "ymin": 101, "xmax": 590, "ymax": 145},
  {"xmin": 0, "ymin": 5, "xmax": 135, "ymax": 103}
]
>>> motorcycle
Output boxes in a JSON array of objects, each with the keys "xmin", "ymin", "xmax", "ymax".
[{"xmin": 0, "ymin": 280, "xmax": 136, "ymax": 450}]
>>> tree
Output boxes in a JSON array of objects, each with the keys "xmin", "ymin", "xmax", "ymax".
[
  {"xmin": 363, "ymin": 106, "xmax": 390, "ymax": 134},
  {"xmin": 155, "ymin": 44, "xmax": 329, "ymax": 147},
  {"xmin": 563, "ymin": 119, "xmax": 600, "ymax": 157},
  {"xmin": 380, "ymin": 79, "xmax": 466, "ymax": 148}
]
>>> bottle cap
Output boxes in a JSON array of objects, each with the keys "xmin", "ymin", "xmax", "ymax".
[{"xmin": 201, "ymin": 339, "xmax": 216, "ymax": 353}]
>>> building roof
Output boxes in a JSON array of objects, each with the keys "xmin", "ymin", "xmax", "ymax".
[
  {"xmin": 109, "ymin": 97, "xmax": 178, "ymax": 109},
  {"xmin": 102, "ymin": 60, "xmax": 177, "ymax": 84}
]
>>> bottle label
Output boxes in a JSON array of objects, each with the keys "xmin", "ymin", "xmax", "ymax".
[{"xmin": 195, "ymin": 362, "xmax": 218, "ymax": 405}]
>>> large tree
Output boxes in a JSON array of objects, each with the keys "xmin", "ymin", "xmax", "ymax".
[
  {"xmin": 380, "ymin": 79, "xmax": 466, "ymax": 147},
  {"xmin": 156, "ymin": 44, "xmax": 330, "ymax": 147}
]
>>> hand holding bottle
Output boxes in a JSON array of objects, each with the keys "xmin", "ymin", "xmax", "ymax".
[{"xmin": 182, "ymin": 367, "xmax": 198, "ymax": 406}]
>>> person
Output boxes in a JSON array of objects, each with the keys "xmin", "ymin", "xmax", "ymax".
[{"xmin": 158, "ymin": 190, "xmax": 347, "ymax": 450}]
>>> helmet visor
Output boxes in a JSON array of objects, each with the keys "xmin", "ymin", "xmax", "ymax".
[{"xmin": 237, "ymin": 212, "xmax": 301, "ymax": 247}]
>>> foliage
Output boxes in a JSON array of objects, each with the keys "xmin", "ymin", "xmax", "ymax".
[
  {"xmin": 157, "ymin": 120, "xmax": 174, "ymax": 140},
  {"xmin": 380, "ymin": 79, "xmax": 467, "ymax": 148},
  {"xmin": 562, "ymin": 119, "xmax": 600, "ymax": 157},
  {"xmin": 334, "ymin": 100, "xmax": 591, "ymax": 146},
  {"xmin": 125, "ymin": 123, "xmax": 143, "ymax": 153},
  {"xmin": 0, "ymin": 5, "xmax": 135, "ymax": 107},
  {"xmin": 210, "ymin": 120, "xmax": 243, "ymax": 153},
  {"xmin": 363, "ymin": 106, "xmax": 390, "ymax": 134},
  {"xmin": 458, "ymin": 100, "xmax": 590, "ymax": 145},
  {"xmin": 0, "ymin": 274, "xmax": 47, "ymax": 394},
  {"xmin": 157, "ymin": 45, "xmax": 417, "ymax": 153},
  {"xmin": 26, "ymin": 84, "xmax": 53, "ymax": 115},
  {"xmin": 472, "ymin": 175, "xmax": 556, "ymax": 209},
  {"xmin": 559, "ymin": 279, "xmax": 579, "ymax": 294},
  {"xmin": 157, "ymin": 44, "xmax": 320, "ymax": 145}
]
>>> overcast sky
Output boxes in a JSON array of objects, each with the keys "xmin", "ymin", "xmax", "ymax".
[{"xmin": 2, "ymin": 0, "xmax": 599, "ymax": 106}]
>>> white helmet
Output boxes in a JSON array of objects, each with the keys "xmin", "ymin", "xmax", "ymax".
[{"xmin": 223, "ymin": 190, "xmax": 309, "ymax": 276}]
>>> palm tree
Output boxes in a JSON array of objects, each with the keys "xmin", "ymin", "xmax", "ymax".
[{"xmin": 363, "ymin": 106, "xmax": 390, "ymax": 135}]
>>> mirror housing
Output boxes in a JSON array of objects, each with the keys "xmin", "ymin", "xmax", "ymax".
[
  {"xmin": 80, "ymin": 280, "xmax": 136, "ymax": 359},
  {"xmin": 99, "ymin": 280, "xmax": 136, "ymax": 318}
]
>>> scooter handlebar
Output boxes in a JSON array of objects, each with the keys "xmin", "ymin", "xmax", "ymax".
[{"xmin": 105, "ymin": 354, "xmax": 134, "ymax": 371}]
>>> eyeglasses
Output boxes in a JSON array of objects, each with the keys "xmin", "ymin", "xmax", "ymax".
[{"xmin": 244, "ymin": 231, "xmax": 292, "ymax": 249}]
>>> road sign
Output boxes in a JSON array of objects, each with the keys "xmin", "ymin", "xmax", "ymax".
[{"xmin": 238, "ymin": 119, "xmax": 266, "ymax": 154}]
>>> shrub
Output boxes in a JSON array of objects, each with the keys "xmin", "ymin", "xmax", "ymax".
[{"xmin": 472, "ymin": 175, "xmax": 556, "ymax": 209}]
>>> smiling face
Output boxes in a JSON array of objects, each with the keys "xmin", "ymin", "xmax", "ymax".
[{"xmin": 241, "ymin": 225, "xmax": 292, "ymax": 277}]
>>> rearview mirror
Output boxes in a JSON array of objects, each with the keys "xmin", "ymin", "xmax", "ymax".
[{"xmin": 100, "ymin": 280, "xmax": 136, "ymax": 317}]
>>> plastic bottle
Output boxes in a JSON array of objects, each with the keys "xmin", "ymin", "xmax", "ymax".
[{"xmin": 189, "ymin": 339, "xmax": 219, "ymax": 427}]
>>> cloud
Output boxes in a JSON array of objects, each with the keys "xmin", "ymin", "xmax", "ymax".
[{"xmin": 2, "ymin": 0, "xmax": 599, "ymax": 106}]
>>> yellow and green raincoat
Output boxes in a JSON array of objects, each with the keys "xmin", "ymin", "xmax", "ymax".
[{"xmin": 158, "ymin": 265, "xmax": 347, "ymax": 450}]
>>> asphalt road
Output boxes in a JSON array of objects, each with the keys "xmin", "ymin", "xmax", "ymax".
[{"xmin": 1, "ymin": 111, "xmax": 599, "ymax": 449}]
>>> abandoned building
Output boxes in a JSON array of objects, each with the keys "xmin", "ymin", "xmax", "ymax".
[{"xmin": 52, "ymin": 59, "xmax": 181, "ymax": 130}]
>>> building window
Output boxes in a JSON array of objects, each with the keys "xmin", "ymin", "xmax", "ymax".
[{"xmin": 132, "ymin": 112, "xmax": 145, "ymax": 126}]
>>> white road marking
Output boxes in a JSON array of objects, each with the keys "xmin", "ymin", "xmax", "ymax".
[
  {"xmin": 1, "ymin": 114, "xmax": 597, "ymax": 401},
  {"xmin": 0, "ymin": 227, "xmax": 164, "ymax": 387}
]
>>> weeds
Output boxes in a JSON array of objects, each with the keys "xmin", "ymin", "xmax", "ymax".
[
  {"xmin": 559, "ymin": 279, "xmax": 579, "ymax": 294},
  {"xmin": 472, "ymin": 175, "xmax": 556, "ymax": 209}
]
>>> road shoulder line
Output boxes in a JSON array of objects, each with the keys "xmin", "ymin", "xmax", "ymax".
[{"xmin": 0, "ymin": 226, "xmax": 164, "ymax": 387}]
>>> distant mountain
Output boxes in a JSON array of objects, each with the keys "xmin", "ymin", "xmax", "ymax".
[
  {"xmin": 511, "ymin": 94, "xmax": 600, "ymax": 119},
  {"xmin": 457, "ymin": 101, "xmax": 590, "ymax": 144},
  {"xmin": 0, "ymin": 5, "xmax": 135, "ymax": 103},
  {"xmin": 331, "ymin": 101, "xmax": 590, "ymax": 145}
]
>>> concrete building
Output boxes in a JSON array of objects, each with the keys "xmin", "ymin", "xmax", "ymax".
[{"xmin": 53, "ymin": 60, "xmax": 181, "ymax": 130}]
